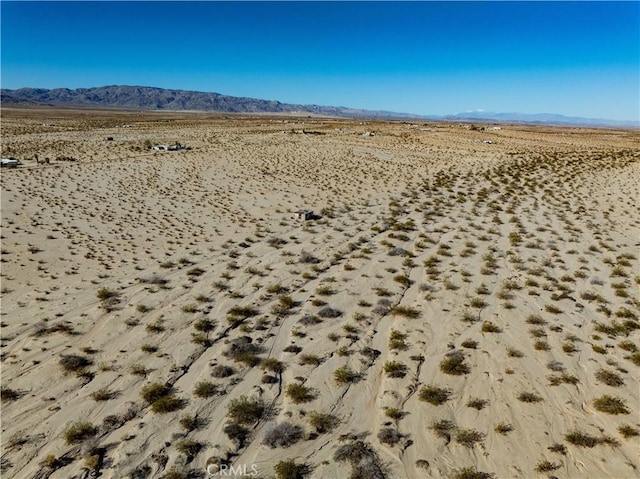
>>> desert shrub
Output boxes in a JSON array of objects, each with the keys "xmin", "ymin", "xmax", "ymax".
[
  {"xmin": 592, "ymin": 395, "xmax": 629, "ymax": 414},
  {"xmin": 618, "ymin": 424, "xmax": 639, "ymax": 438},
  {"xmin": 224, "ymin": 336, "xmax": 263, "ymax": 363},
  {"xmin": 299, "ymin": 251, "xmax": 321, "ymax": 264},
  {"xmin": 534, "ymin": 340, "xmax": 550, "ymax": 351},
  {"xmin": 179, "ymin": 414, "xmax": 204, "ymax": 431},
  {"xmin": 450, "ymin": 467, "xmax": 495, "ymax": 479},
  {"xmin": 547, "ymin": 443, "xmax": 567, "ymax": 454},
  {"xmin": 140, "ymin": 383, "xmax": 184, "ymax": 413},
  {"xmin": 90, "ymin": 387, "xmax": 115, "ymax": 401},
  {"xmin": 595, "ymin": 369, "xmax": 624, "ymax": 387},
  {"xmin": 227, "ymin": 305, "xmax": 260, "ymax": 322},
  {"xmin": 274, "ymin": 459, "xmax": 309, "ymax": 479},
  {"xmin": 223, "ymin": 422, "xmax": 249, "ymax": 447},
  {"xmin": 390, "ymin": 305, "xmax": 420, "ymax": 318},
  {"xmin": 262, "ymin": 421, "xmax": 304, "ymax": 448},
  {"xmin": 141, "ymin": 383, "xmax": 171, "ymax": 404},
  {"xmin": 618, "ymin": 340, "xmax": 638, "ymax": 352},
  {"xmin": 316, "ymin": 285, "xmax": 335, "ymax": 296},
  {"xmin": 141, "ymin": 343, "xmax": 158, "ymax": 353},
  {"xmin": 318, "ymin": 306, "xmax": 342, "ymax": 318},
  {"xmin": 393, "ymin": 275, "xmax": 412, "ymax": 287},
  {"xmin": 272, "ymin": 295, "xmax": 296, "ymax": 315},
  {"xmin": 96, "ymin": 287, "xmax": 118, "ymax": 300},
  {"xmin": 377, "ymin": 427, "xmax": 402, "ymax": 445},
  {"xmin": 494, "ymin": 422, "xmax": 513, "ymax": 434},
  {"xmin": 517, "ymin": 391, "xmax": 543, "ymax": 403},
  {"xmin": 461, "ymin": 339, "xmax": 478, "ymax": 349},
  {"xmin": 467, "ymin": 398, "xmax": 488, "ymax": 410},
  {"xmin": 429, "ymin": 419, "xmax": 455, "ymax": 440},
  {"xmin": 627, "ymin": 352, "xmax": 640, "ymax": 366},
  {"xmin": 470, "ymin": 298, "xmax": 487, "ymax": 309},
  {"xmin": 455, "ymin": 428, "xmax": 485, "ymax": 448},
  {"xmin": 285, "ymin": 383, "xmax": 315, "ymax": 403},
  {"xmin": 64, "ymin": 421, "xmax": 97, "ymax": 444},
  {"xmin": 227, "ymin": 395, "xmax": 264, "ymax": 425},
  {"xmin": 439, "ymin": 352, "xmax": 470, "ymax": 375},
  {"xmin": 419, "ymin": 385, "xmax": 452, "ymax": 405},
  {"xmin": 385, "ymin": 408, "xmax": 404, "ymax": 420},
  {"xmin": 548, "ymin": 373, "xmax": 579, "ymax": 386},
  {"xmin": 1, "ymin": 386, "xmax": 20, "ymax": 402},
  {"xmin": 544, "ymin": 304, "xmax": 562, "ymax": 314},
  {"xmin": 59, "ymin": 354, "xmax": 92, "ymax": 374},
  {"xmin": 565, "ymin": 430, "xmax": 599, "ymax": 448},
  {"xmin": 507, "ymin": 348, "xmax": 524, "ymax": 358},
  {"xmin": 193, "ymin": 381, "xmax": 218, "ymax": 398},
  {"xmin": 261, "ymin": 358, "xmax": 286, "ymax": 374},
  {"xmin": 298, "ymin": 314, "xmax": 321, "ymax": 326},
  {"xmin": 481, "ymin": 321, "xmax": 502, "ymax": 333},
  {"xmin": 194, "ymin": 319, "xmax": 215, "ymax": 332},
  {"xmin": 333, "ymin": 441, "xmax": 385, "ymax": 479},
  {"xmin": 39, "ymin": 454, "xmax": 61, "ymax": 469},
  {"xmin": 383, "ymin": 360, "xmax": 408, "ymax": 378},
  {"xmin": 299, "ymin": 354, "xmax": 322, "ymax": 366},
  {"xmin": 308, "ymin": 411, "xmax": 339, "ymax": 433},
  {"xmin": 181, "ymin": 304, "xmax": 199, "ymax": 313},
  {"xmin": 175, "ymin": 439, "xmax": 204, "ymax": 461},
  {"xmin": 211, "ymin": 364, "xmax": 235, "ymax": 378},
  {"xmin": 333, "ymin": 366, "xmax": 359, "ymax": 385},
  {"xmin": 151, "ymin": 395, "xmax": 184, "ymax": 413},
  {"xmin": 283, "ymin": 344, "xmax": 303, "ymax": 354},
  {"xmin": 534, "ymin": 460, "xmax": 560, "ymax": 473}
]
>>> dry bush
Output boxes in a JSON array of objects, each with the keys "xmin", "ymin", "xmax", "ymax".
[
  {"xmin": 377, "ymin": 427, "xmax": 402, "ymax": 445},
  {"xmin": 419, "ymin": 385, "xmax": 452, "ymax": 405},
  {"xmin": 262, "ymin": 421, "xmax": 304, "ymax": 448},
  {"xmin": 227, "ymin": 395, "xmax": 265, "ymax": 425}
]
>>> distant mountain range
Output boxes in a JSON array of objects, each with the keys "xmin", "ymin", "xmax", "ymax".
[
  {"xmin": 0, "ymin": 85, "xmax": 417, "ymax": 120},
  {"xmin": 1, "ymin": 85, "xmax": 637, "ymax": 128},
  {"xmin": 443, "ymin": 110, "xmax": 639, "ymax": 128}
]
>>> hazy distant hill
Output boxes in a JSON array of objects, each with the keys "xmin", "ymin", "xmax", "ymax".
[
  {"xmin": 445, "ymin": 111, "xmax": 639, "ymax": 128},
  {"xmin": 0, "ymin": 85, "xmax": 419, "ymax": 120},
  {"xmin": 2, "ymin": 85, "xmax": 636, "ymax": 127}
]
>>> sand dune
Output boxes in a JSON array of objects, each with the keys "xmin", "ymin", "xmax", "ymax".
[{"xmin": 1, "ymin": 107, "xmax": 639, "ymax": 479}]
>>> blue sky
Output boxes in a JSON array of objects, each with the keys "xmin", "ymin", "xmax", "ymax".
[{"xmin": 1, "ymin": 1, "xmax": 638, "ymax": 120}]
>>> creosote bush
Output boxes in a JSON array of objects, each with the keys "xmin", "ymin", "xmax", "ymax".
[
  {"xmin": 455, "ymin": 428, "xmax": 485, "ymax": 448},
  {"xmin": 307, "ymin": 411, "xmax": 339, "ymax": 433},
  {"xmin": 262, "ymin": 421, "xmax": 304, "ymax": 448},
  {"xmin": 64, "ymin": 421, "xmax": 98, "ymax": 444},
  {"xmin": 140, "ymin": 382, "xmax": 184, "ymax": 413},
  {"xmin": 439, "ymin": 352, "xmax": 470, "ymax": 375},
  {"xmin": 383, "ymin": 360, "xmax": 408, "ymax": 378},
  {"xmin": 333, "ymin": 366, "xmax": 359, "ymax": 385},
  {"xmin": 193, "ymin": 381, "xmax": 218, "ymax": 398},
  {"xmin": 226, "ymin": 395, "xmax": 265, "ymax": 425},
  {"xmin": 419, "ymin": 385, "xmax": 452, "ymax": 405},
  {"xmin": 274, "ymin": 459, "xmax": 309, "ymax": 479},
  {"xmin": 285, "ymin": 383, "xmax": 315, "ymax": 403},
  {"xmin": 592, "ymin": 395, "xmax": 629, "ymax": 415},
  {"xmin": 450, "ymin": 467, "xmax": 495, "ymax": 479},
  {"xmin": 377, "ymin": 427, "xmax": 402, "ymax": 445}
]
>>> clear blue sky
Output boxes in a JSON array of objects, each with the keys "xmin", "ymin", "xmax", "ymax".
[{"xmin": 1, "ymin": 1, "xmax": 638, "ymax": 120}]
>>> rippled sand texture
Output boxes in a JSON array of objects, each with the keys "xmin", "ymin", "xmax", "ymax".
[{"xmin": 1, "ymin": 107, "xmax": 639, "ymax": 479}]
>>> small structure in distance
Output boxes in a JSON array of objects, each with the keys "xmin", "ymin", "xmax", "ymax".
[
  {"xmin": 294, "ymin": 210, "xmax": 314, "ymax": 221},
  {"xmin": 1, "ymin": 158, "xmax": 22, "ymax": 168},
  {"xmin": 152, "ymin": 143, "xmax": 188, "ymax": 151}
]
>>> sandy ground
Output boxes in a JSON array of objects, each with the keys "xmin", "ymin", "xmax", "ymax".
[{"xmin": 1, "ymin": 107, "xmax": 639, "ymax": 479}]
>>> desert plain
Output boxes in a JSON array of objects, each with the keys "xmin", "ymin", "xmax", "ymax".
[{"xmin": 0, "ymin": 107, "xmax": 639, "ymax": 479}]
